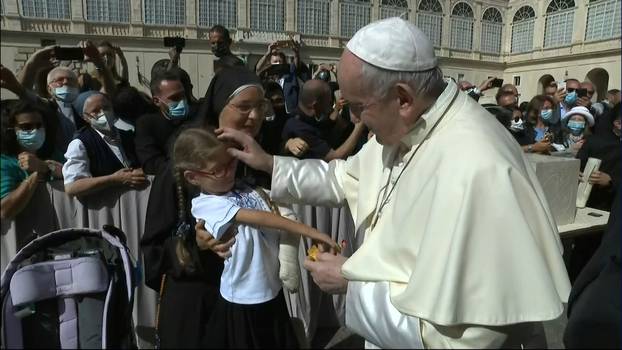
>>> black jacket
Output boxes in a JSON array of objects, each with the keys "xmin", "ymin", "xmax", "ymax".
[
  {"xmin": 564, "ymin": 188, "xmax": 621, "ymax": 348},
  {"xmin": 576, "ymin": 130, "xmax": 621, "ymax": 211}
]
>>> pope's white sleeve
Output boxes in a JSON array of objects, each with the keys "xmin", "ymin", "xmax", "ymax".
[
  {"xmin": 271, "ymin": 156, "xmax": 348, "ymax": 207},
  {"xmin": 345, "ymin": 281, "xmax": 513, "ymax": 349},
  {"xmin": 345, "ymin": 281, "xmax": 424, "ymax": 349}
]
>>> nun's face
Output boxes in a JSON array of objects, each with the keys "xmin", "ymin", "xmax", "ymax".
[{"xmin": 219, "ymin": 86, "xmax": 267, "ymax": 137}]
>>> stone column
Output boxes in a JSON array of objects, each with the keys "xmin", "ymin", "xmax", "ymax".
[
  {"xmin": 472, "ymin": 1, "xmax": 482, "ymax": 53},
  {"xmin": 285, "ymin": 0, "xmax": 296, "ymax": 32},
  {"xmin": 130, "ymin": 0, "xmax": 144, "ymax": 37},
  {"xmin": 330, "ymin": 0, "xmax": 340, "ymax": 37},
  {"xmin": 441, "ymin": 0, "xmax": 452, "ymax": 50},
  {"xmin": 572, "ymin": 0, "xmax": 588, "ymax": 45},
  {"xmin": 532, "ymin": 0, "xmax": 546, "ymax": 51},
  {"xmin": 2, "ymin": 0, "xmax": 22, "ymax": 30},
  {"xmin": 502, "ymin": 4, "xmax": 512, "ymax": 56},
  {"xmin": 71, "ymin": 0, "xmax": 85, "ymax": 34},
  {"xmin": 238, "ymin": 0, "xmax": 249, "ymax": 29},
  {"xmin": 185, "ymin": 0, "xmax": 198, "ymax": 39},
  {"xmin": 371, "ymin": 0, "xmax": 380, "ymax": 21}
]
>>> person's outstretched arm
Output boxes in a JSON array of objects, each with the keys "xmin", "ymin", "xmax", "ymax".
[{"xmin": 234, "ymin": 208, "xmax": 338, "ymax": 251}]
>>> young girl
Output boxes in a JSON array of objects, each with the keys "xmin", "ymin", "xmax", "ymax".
[{"xmin": 173, "ymin": 127, "xmax": 338, "ymax": 348}]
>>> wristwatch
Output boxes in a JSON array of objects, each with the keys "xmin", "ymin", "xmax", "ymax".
[{"xmin": 527, "ymin": 145, "xmax": 533, "ymax": 153}]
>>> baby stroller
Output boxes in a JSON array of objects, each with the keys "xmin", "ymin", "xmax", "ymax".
[{"xmin": 1, "ymin": 226, "xmax": 137, "ymax": 348}]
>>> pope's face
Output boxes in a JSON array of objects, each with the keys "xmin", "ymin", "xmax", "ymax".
[{"xmin": 338, "ymin": 50, "xmax": 404, "ymax": 146}]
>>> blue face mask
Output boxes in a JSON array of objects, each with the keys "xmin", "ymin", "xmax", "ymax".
[
  {"xmin": 54, "ymin": 85, "xmax": 79, "ymax": 103},
  {"xmin": 16, "ymin": 128, "xmax": 46, "ymax": 152},
  {"xmin": 167, "ymin": 99, "xmax": 188, "ymax": 120},
  {"xmin": 568, "ymin": 120, "xmax": 586, "ymax": 135},
  {"xmin": 540, "ymin": 109, "xmax": 553, "ymax": 121},
  {"xmin": 565, "ymin": 91, "xmax": 577, "ymax": 106}
]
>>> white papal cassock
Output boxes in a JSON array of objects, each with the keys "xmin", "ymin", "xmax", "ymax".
[{"xmin": 270, "ymin": 80, "xmax": 571, "ymax": 348}]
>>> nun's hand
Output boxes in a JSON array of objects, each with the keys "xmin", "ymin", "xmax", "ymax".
[
  {"xmin": 216, "ymin": 127, "xmax": 274, "ymax": 174},
  {"xmin": 195, "ymin": 219, "xmax": 236, "ymax": 258}
]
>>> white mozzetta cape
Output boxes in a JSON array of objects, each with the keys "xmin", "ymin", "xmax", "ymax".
[{"xmin": 271, "ymin": 81, "xmax": 571, "ymax": 327}]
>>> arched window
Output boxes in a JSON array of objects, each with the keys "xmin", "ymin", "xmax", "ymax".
[
  {"xmin": 380, "ymin": 0, "xmax": 408, "ymax": 20},
  {"xmin": 585, "ymin": 0, "xmax": 621, "ymax": 41},
  {"xmin": 198, "ymin": 0, "xmax": 237, "ymax": 28},
  {"xmin": 544, "ymin": 0, "xmax": 576, "ymax": 48},
  {"xmin": 511, "ymin": 6, "xmax": 535, "ymax": 53},
  {"xmin": 21, "ymin": 0, "xmax": 71, "ymax": 19},
  {"xmin": 250, "ymin": 0, "xmax": 285, "ymax": 31},
  {"xmin": 450, "ymin": 2, "xmax": 474, "ymax": 51},
  {"xmin": 86, "ymin": 0, "xmax": 130, "ymax": 22},
  {"xmin": 144, "ymin": 0, "xmax": 185, "ymax": 25},
  {"xmin": 417, "ymin": 0, "xmax": 443, "ymax": 47},
  {"xmin": 340, "ymin": 0, "xmax": 371, "ymax": 37},
  {"xmin": 298, "ymin": 0, "xmax": 330, "ymax": 35},
  {"xmin": 481, "ymin": 7, "xmax": 502, "ymax": 54}
]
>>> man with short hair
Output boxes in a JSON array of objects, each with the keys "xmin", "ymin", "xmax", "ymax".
[
  {"xmin": 578, "ymin": 81, "xmax": 608, "ymax": 131},
  {"xmin": 560, "ymin": 78, "xmax": 581, "ymax": 119},
  {"xmin": 135, "ymin": 70, "xmax": 195, "ymax": 175},
  {"xmin": 208, "ymin": 25, "xmax": 245, "ymax": 69},
  {"xmin": 281, "ymin": 79, "xmax": 365, "ymax": 161},
  {"xmin": 213, "ymin": 18, "xmax": 570, "ymax": 348}
]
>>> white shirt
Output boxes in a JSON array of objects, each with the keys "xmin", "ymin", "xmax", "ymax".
[
  {"xmin": 191, "ymin": 187, "xmax": 281, "ymax": 304},
  {"xmin": 62, "ymin": 128, "xmax": 130, "ymax": 185}
]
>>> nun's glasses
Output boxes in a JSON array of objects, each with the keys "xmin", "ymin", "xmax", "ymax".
[{"xmin": 226, "ymin": 98, "xmax": 274, "ymax": 119}]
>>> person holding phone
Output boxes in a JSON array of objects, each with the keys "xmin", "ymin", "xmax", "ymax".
[
  {"xmin": 515, "ymin": 95, "xmax": 562, "ymax": 154},
  {"xmin": 255, "ymin": 39, "xmax": 311, "ymax": 114}
]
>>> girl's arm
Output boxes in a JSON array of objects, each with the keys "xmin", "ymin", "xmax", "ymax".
[{"xmin": 234, "ymin": 208, "xmax": 339, "ymax": 251}]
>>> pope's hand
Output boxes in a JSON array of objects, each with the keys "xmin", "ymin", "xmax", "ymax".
[
  {"xmin": 303, "ymin": 251, "xmax": 348, "ymax": 295},
  {"xmin": 216, "ymin": 127, "xmax": 274, "ymax": 174}
]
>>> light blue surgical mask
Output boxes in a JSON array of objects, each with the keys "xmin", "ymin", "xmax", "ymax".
[
  {"xmin": 564, "ymin": 91, "xmax": 577, "ymax": 106},
  {"xmin": 167, "ymin": 99, "xmax": 188, "ymax": 120},
  {"xmin": 54, "ymin": 85, "xmax": 79, "ymax": 103},
  {"xmin": 540, "ymin": 109, "xmax": 553, "ymax": 121},
  {"xmin": 567, "ymin": 120, "xmax": 585, "ymax": 135},
  {"xmin": 16, "ymin": 128, "xmax": 46, "ymax": 152}
]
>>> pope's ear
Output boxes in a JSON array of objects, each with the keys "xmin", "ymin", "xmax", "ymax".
[{"xmin": 395, "ymin": 82, "xmax": 415, "ymax": 110}]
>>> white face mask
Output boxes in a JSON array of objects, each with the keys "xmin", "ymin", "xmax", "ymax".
[
  {"xmin": 90, "ymin": 110, "xmax": 116, "ymax": 133},
  {"xmin": 510, "ymin": 118, "xmax": 524, "ymax": 132}
]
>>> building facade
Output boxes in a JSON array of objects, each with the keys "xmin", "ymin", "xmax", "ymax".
[{"xmin": 1, "ymin": 0, "xmax": 620, "ymax": 104}]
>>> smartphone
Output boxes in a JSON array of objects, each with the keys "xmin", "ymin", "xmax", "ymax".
[
  {"xmin": 164, "ymin": 37, "xmax": 185, "ymax": 50},
  {"xmin": 557, "ymin": 81, "xmax": 566, "ymax": 91},
  {"xmin": 54, "ymin": 46, "xmax": 84, "ymax": 61},
  {"xmin": 491, "ymin": 78, "xmax": 504, "ymax": 88},
  {"xmin": 576, "ymin": 88, "xmax": 588, "ymax": 98}
]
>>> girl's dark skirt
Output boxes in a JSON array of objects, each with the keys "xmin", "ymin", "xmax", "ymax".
[{"xmin": 204, "ymin": 289, "xmax": 300, "ymax": 349}]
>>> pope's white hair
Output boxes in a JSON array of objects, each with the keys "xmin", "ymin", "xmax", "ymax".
[
  {"xmin": 360, "ymin": 61, "xmax": 445, "ymax": 100},
  {"xmin": 47, "ymin": 66, "xmax": 77, "ymax": 84}
]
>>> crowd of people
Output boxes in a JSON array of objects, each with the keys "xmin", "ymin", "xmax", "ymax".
[{"xmin": 1, "ymin": 18, "xmax": 620, "ymax": 349}]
